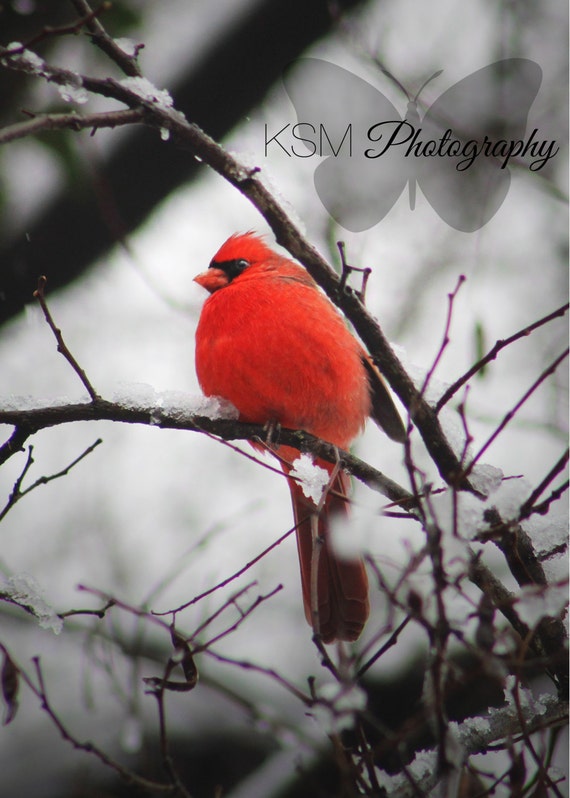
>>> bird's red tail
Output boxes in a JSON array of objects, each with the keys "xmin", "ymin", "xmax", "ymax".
[{"xmin": 286, "ymin": 463, "xmax": 369, "ymax": 643}]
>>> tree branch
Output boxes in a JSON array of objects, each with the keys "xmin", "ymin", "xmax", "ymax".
[
  {"xmin": 0, "ymin": 399, "xmax": 412, "ymax": 507},
  {"xmin": 0, "ymin": 108, "xmax": 144, "ymax": 146},
  {"xmin": 436, "ymin": 302, "xmax": 570, "ymax": 412},
  {"xmin": 0, "ymin": 47, "xmax": 474, "ymax": 492},
  {"xmin": 68, "ymin": 0, "xmax": 143, "ymax": 78}
]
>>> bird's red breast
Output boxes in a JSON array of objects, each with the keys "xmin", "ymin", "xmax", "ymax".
[{"xmin": 194, "ymin": 232, "xmax": 371, "ymax": 447}]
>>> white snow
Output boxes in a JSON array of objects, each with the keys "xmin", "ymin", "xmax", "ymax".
[
  {"xmin": 1, "ymin": 573, "xmax": 63, "ymax": 634},
  {"xmin": 2, "ymin": 42, "xmax": 46, "ymax": 75},
  {"xmin": 0, "ymin": 394, "xmax": 90, "ymax": 410},
  {"xmin": 111, "ymin": 381, "xmax": 157, "ymax": 410},
  {"xmin": 470, "ymin": 463, "xmax": 504, "ymax": 497},
  {"xmin": 288, "ymin": 454, "xmax": 329, "ymax": 504},
  {"xmin": 111, "ymin": 384, "xmax": 239, "ymax": 421},
  {"xmin": 159, "ymin": 390, "xmax": 239, "ymax": 421},
  {"xmin": 490, "ymin": 477, "xmax": 534, "ymax": 521},
  {"xmin": 119, "ymin": 76, "xmax": 174, "ymax": 111},
  {"xmin": 515, "ymin": 582, "xmax": 568, "ymax": 626},
  {"xmin": 57, "ymin": 81, "xmax": 88, "ymax": 105}
]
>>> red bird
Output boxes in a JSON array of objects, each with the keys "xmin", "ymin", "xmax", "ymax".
[{"xmin": 194, "ymin": 233, "xmax": 404, "ymax": 643}]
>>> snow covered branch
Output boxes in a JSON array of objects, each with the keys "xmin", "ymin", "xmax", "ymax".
[
  {"xmin": 0, "ymin": 28, "xmax": 473, "ymax": 492},
  {"xmin": 0, "ymin": 395, "xmax": 411, "ymax": 505}
]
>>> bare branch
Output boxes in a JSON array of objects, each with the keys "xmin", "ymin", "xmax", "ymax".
[
  {"xmin": 464, "ymin": 348, "xmax": 569, "ymax": 478},
  {"xmin": 154, "ymin": 528, "xmax": 295, "ymax": 616},
  {"xmin": 0, "ymin": 108, "xmax": 145, "ymax": 146},
  {"xmin": 69, "ymin": 0, "xmax": 144, "ymax": 77},
  {"xmin": 336, "ymin": 240, "xmax": 372, "ymax": 301},
  {"xmin": 198, "ymin": 584, "xmax": 284, "ymax": 651},
  {"xmin": 436, "ymin": 302, "xmax": 569, "ymax": 412},
  {"xmin": 0, "ymin": 40, "xmax": 472, "ymax": 491},
  {"xmin": 0, "ymin": 399, "xmax": 413, "ymax": 506},
  {"xmin": 21, "ymin": 655, "xmax": 181, "ymax": 792},
  {"xmin": 0, "ymin": 426, "xmax": 32, "ymax": 466},
  {"xmin": 0, "ymin": 439, "xmax": 102, "ymax": 522},
  {"xmin": 204, "ymin": 649, "xmax": 312, "ymax": 706},
  {"xmin": 6, "ymin": 1, "xmax": 111, "ymax": 53},
  {"xmin": 529, "ymin": 480, "xmax": 569, "ymax": 518},
  {"xmin": 518, "ymin": 449, "xmax": 569, "ymax": 520},
  {"xmin": 418, "ymin": 273, "xmax": 466, "ymax": 401},
  {"xmin": 189, "ymin": 582, "xmax": 259, "ymax": 639},
  {"xmin": 33, "ymin": 276, "xmax": 100, "ymax": 401},
  {"xmin": 356, "ymin": 615, "xmax": 412, "ymax": 679}
]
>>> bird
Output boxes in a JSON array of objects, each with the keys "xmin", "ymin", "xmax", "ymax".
[{"xmin": 194, "ymin": 232, "xmax": 405, "ymax": 643}]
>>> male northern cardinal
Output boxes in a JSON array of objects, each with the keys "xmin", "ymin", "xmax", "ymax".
[{"xmin": 194, "ymin": 233, "xmax": 405, "ymax": 643}]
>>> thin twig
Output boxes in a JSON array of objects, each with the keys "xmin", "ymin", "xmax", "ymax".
[
  {"xmin": 436, "ymin": 302, "xmax": 570, "ymax": 412},
  {"xmin": 356, "ymin": 615, "xmax": 412, "ymax": 679},
  {"xmin": 204, "ymin": 649, "xmax": 312, "ymax": 706},
  {"xmin": 518, "ymin": 449, "xmax": 569, "ymax": 520},
  {"xmin": 16, "ymin": 1, "xmax": 111, "ymax": 52},
  {"xmin": 530, "ymin": 480, "xmax": 569, "ymax": 518},
  {"xmin": 153, "ymin": 526, "xmax": 296, "ymax": 616},
  {"xmin": 34, "ymin": 276, "xmax": 100, "ymax": 401},
  {"xmin": 26, "ymin": 656, "xmax": 177, "ymax": 792},
  {"xmin": 198, "ymin": 584, "xmax": 283, "ymax": 650},
  {"xmin": 0, "ymin": 439, "xmax": 102, "ymax": 522},
  {"xmin": 69, "ymin": 0, "xmax": 143, "ymax": 77},
  {"xmin": 463, "ymin": 348, "xmax": 569, "ymax": 478},
  {"xmin": 58, "ymin": 599, "xmax": 115, "ymax": 619},
  {"xmin": 190, "ymin": 582, "xmax": 258, "ymax": 639},
  {"xmin": 0, "ymin": 108, "xmax": 145, "ymax": 146},
  {"xmin": 418, "ymin": 273, "xmax": 466, "ymax": 402},
  {"xmin": 336, "ymin": 241, "xmax": 372, "ymax": 301}
]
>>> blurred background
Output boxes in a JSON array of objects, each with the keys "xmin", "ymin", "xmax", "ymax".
[{"xmin": 0, "ymin": 0, "xmax": 567, "ymax": 796}]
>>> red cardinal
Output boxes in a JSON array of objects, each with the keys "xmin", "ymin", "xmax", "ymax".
[{"xmin": 194, "ymin": 233, "xmax": 404, "ymax": 643}]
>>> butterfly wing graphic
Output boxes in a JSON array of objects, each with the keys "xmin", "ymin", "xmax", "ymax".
[
  {"xmin": 416, "ymin": 59, "xmax": 542, "ymax": 232},
  {"xmin": 283, "ymin": 58, "xmax": 542, "ymax": 232},
  {"xmin": 283, "ymin": 58, "xmax": 412, "ymax": 232}
]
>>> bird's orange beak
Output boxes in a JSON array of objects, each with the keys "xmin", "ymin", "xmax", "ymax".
[{"xmin": 193, "ymin": 268, "xmax": 229, "ymax": 294}]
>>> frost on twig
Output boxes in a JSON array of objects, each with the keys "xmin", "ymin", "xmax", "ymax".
[
  {"xmin": 379, "ymin": 689, "xmax": 567, "ymax": 798},
  {"xmin": 112, "ymin": 384, "xmax": 239, "ymax": 425},
  {"xmin": 118, "ymin": 76, "xmax": 174, "ymax": 112},
  {"xmin": 0, "ymin": 574, "xmax": 63, "ymax": 634}
]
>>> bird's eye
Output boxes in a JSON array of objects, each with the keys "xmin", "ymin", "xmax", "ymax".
[{"xmin": 211, "ymin": 258, "xmax": 250, "ymax": 281}]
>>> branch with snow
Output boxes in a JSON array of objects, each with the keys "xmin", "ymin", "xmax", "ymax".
[
  {"xmin": 383, "ymin": 689, "xmax": 568, "ymax": 798},
  {"xmin": 0, "ymin": 28, "xmax": 476, "ymax": 493}
]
